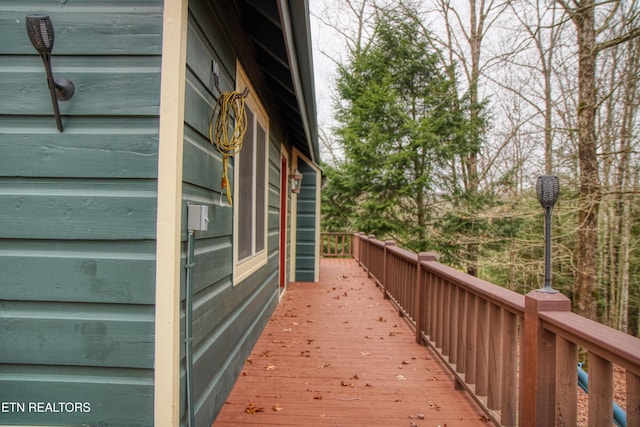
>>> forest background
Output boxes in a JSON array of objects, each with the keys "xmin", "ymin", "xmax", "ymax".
[{"xmin": 309, "ymin": 0, "xmax": 640, "ymax": 335}]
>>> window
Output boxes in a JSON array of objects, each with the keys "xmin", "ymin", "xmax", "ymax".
[{"xmin": 233, "ymin": 64, "xmax": 269, "ymax": 284}]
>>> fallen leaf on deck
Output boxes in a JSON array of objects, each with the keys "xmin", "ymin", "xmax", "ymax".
[
  {"xmin": 377, "ymin": 316, "xmax": 387, "ymax": 322},
  {"xmin": 352, "ymin": 374, "xmax": 359, "ymax": 380},
  {"xmin": 272, "ymin": 403, "xmax": 283, "ymax": 412},
  {"xmin": 261, "ymin": 351, "xmax": 273, "ymax": 358},
  {"xmin": 314, "ymin": 394, "xmax": 323, "ymax": 400},
  {"xmin": 265, "ymin": 365, "xmax": 276, "ymax": 371},
  {"xmin": 245, "ymin": 402, "xmax": 264, "ymax": 414},
  {"xmin": 396, "ymin": 374, "xmax": 407, "ymax": 381},
  {"xmin": 341, "ymin": 381, "xmax": 355, "ymax": 388}
]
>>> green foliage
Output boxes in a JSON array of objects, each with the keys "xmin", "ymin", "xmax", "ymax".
[
  {"xmin": 320, "ymin": 3, "xmax": 596, "ymax": 313},
  {"xmin": 324, "ymin": 5, "xmax": 471, "ymax": 251}
]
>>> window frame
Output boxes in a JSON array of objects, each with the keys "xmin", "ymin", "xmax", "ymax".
[{"xmin": 233, "ymin": 64, "xmax": 269, "ymax": 285}]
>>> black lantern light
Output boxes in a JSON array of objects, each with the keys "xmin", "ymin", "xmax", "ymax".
[
  {"xmin": 536, "ymin": 175, "xmax": 560, "ymax": 293},
  {"xmin": 26, "ymin": 14, "xmax": 74, "ymax": 132},
  {"xmin": 289, "ymin": 168, "xmax": 303, "ymax": 194}
]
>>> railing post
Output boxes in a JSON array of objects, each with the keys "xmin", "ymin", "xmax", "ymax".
[
  {"xmin": 353, "ymin": 233, "xmax": 361, "ymax": 263},
  {"xmin": 415, "ymin": 252, "xmax": 436, "ymax": 345},
  {"xmin": 521, "ymin": 290, "xmax": 571, "ymax": 427},
  {"xmin": 366, "ymin": 234, "xmax": 375, "ymax": 275},
  {"xmin": 382, "ymin": 240, "xmax": 396, "ymax": 300}
]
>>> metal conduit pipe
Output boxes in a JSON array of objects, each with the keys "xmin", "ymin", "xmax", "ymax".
[{"xmin": 185, "ymin": 230, "xmax": 196, "ymax": 427}]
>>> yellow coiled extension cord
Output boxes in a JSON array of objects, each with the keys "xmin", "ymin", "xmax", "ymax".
[{"xmin": 209, "ymin": 91, "xmax": 248, "ymax": 206}]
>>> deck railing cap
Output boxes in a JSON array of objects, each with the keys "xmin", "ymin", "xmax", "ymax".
[{"xmin": 418, "ymin": 251, "xmax": 437, "ymax": 262}]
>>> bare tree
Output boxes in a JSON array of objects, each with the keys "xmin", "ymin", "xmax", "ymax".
[
  {"xmin": 555, "ymin": 0, "xmax": 640, "ymax": 320},
  {"xmin": 599, "ymin": 34, "xmax": 640, "ymax": 332}
]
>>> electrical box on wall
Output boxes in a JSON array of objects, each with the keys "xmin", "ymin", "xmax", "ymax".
[{"xmin": 188, "ymin": 205, "xmax": 209, "ymax": 231}]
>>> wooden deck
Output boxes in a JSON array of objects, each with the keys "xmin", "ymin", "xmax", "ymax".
[{"xmin": 213, "ymin": 258, "xmax": 491, "ymax": 427}]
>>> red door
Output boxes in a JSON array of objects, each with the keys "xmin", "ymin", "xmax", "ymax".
[{"xmin": 279, "ymin": 155, "xmax": 288, "ymax": 289}]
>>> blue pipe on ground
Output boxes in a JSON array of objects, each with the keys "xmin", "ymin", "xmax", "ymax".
[{"xmin": 577, "ymin": 362, "xmax": 625, "ymax": 427}]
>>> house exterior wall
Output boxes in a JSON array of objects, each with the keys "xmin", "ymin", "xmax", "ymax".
[
  {"xmin": 183, "ymin": 1, "xmax": 282, "ymax": 424},
  {"xmin": 295, "ymin": 153, "xmax": 321, "ymax": 282},
  {"xmin": 0, "ymin": 1, "xmax": 316, "ymax": 426},
  {"xmin": 0, "ymin": 2, "xmax": 163, "ymax": 426}
]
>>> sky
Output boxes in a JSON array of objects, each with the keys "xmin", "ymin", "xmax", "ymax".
[{"xmin": 309, "ymin": 1, "xmax": 342, "ymax": 135}]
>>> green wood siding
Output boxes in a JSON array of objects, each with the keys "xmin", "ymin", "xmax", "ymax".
[
  {"xmin": 0, "ymin": 2, "xmax": 162, "ymax": 426},
  {"xmin": 183, "ymin": 2, "xmax": 281, "ymax": 425},
  {"xmin": 295, "ymin": 160, "xmax": 318, "ymax": 281}
]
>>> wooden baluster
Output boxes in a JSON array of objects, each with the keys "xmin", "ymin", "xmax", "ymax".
[
  {"xmin": 465, "ymin": 293, "xmax": 477, "ymax": 386},
  {"xmin": 475, "ymin": 298, "xmax": 489, "ymax": 398},
  {"xmin": 442, "ymin": 281, "xmax": 451, "ymax": 358},
  {"xmin": 501, "ymin": 310, "xmax": 518, "ymax": 426},
  {"xmin": 487, "ymin": 303, "xmax": 502, "ymax": 410},
  {"xmin": 588, "ymin": 352, "xmax": 613, "ymax": 427},
  {"xmin": 434, "ymin": 275, "xmax": 442, "ymax": 349},
  {"xmin": 448, "ymin": 284, "xmax": 459, "ymax": 365},
  {"xmin": 628, "ymin": 370, "xmax": 640, "ymax": 427},
  {"xmin": 555, "ymin": 336, "xmax": 577, "ymax": 427},
  {"xmin": 456, "ymin": 289, "xmax": 467, "ymax": 376}
]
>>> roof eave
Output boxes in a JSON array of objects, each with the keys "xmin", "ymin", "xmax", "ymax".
[{"xmin": 278, "ymin": 0, "xmax": 320, "ymax": 164}]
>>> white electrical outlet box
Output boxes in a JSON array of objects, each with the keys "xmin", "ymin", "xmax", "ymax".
[{"xmin": 188, "ymin": 205, "xmax": 209, "ymax": 231}]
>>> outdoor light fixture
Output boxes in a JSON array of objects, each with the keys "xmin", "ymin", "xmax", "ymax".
[
  {"xmin": 536, "ymin": 175, "xmax": 560, "ymax": 293},
  {"xmin": 26, "ymin": 14, "xmax": 74, "ymax": 132},
  {"xmin": 289, "ymin": 168, "xmax": 303, "ymax": 194}
]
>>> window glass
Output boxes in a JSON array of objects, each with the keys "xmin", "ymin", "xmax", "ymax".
[
  {"xmin": 233, "ymin": 64, "xmax": 269, "ymax": 284},
  {"xmin": 238, "ymin": 108, "xmax": 255, "ymax": 261},
  {"xmin": 255, "ymin": 123, "xmax": 266, "ymax": 253}
]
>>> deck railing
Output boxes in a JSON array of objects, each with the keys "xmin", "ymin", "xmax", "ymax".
[
  {"xmin": 320, "ymin": 232, "xmax": 353, "ymax": 257},
  {"xmin": 349, "ymin": 232, "xmax": 640, "ymax": 427}
]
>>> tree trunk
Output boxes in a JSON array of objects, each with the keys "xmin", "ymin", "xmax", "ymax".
[
  {"xmin": 572, "ymin": 0, "xmax": 600, "ymax": 320},
  {"xmin": 615, "ymin": 38, "xmax": 640, "ymax": 332}
]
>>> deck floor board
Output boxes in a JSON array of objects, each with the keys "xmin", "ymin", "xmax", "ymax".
[{"xmin": 213, "ymin": 258, "xmax": 490, "ymax": 426}]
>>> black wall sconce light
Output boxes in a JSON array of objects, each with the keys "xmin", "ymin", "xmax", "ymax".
[
  {"xmin": 289, "ymin": 168, "xmax": 303, "ymax": 194},
  {"xmin": 26, "ymin": 14, "xmax": 74, "ymax": 132}
]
